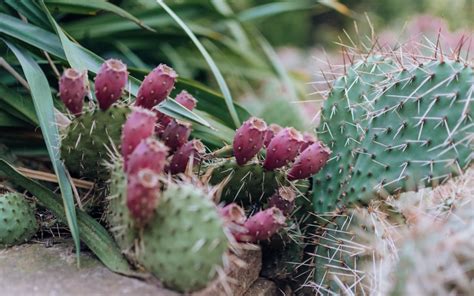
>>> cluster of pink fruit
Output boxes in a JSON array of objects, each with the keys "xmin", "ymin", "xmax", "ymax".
[
  {"xmin": 220, "ymin": 186, "xmax": 296, "ymax": 243},
  {"xmin": 59, "ymin": 58, "xmax": 330, "ymax": 242},
  {"xmin": 234, "ymin": 117, "xmax": 330, "ymax": 181},
  {"xmin": 59, "ymin": 59, "xmax": 205, "ymax": 225},
  {"xmin": 219, "ymin": 117, "xmax": 330, "ymax": 243}
]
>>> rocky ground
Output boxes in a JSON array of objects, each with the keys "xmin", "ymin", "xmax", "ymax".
[{"xmin": 0, "ymin": 241, "xmax": 280, "ymax": 296}]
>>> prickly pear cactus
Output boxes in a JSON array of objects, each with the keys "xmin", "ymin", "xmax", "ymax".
[
  {"xmin": 105, "ymin": 160, "xmax": 137, "ymax": 253},
  {"xmin": 313, "ymin": 56, "xmax": 396, "ymax": 213},
  {"xmin": 313, "ymin": 57, "xmax": 473, "ymax": 213},
  {"xmin": 138, "ymin": 183, "xmax": 228, "ymax": 292},
  {"xmin": 0, "ymin": 192, "xmax": 38, "ymax": 248},
  {"xmin": 345, "ymin": 60, "xmax": 473, "ymax": 206},
  {"xmin": 61, "ymin": 105, "xmax": 130, "ymax": 179}
]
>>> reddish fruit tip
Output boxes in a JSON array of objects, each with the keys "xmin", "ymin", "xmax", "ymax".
[
  {"xmin": 168, "ymin": 139, "xmax": 205, "ymax": 174},
  {"xmin": 94, "ymin": 59, "xmax": 128, "ymax": 111},
  {"xmin": 263, "ymin": 123, "xmax": 283, "ymax": 147},
  {"xmin": 59, "ymin": 68, "xmax": 87, "ymax": 116},
  {"xmin": 162, "ymin": 119, "xmax": 192, "ymax": 152},
  {"xmin": 263, "ymin": 127, "xmax": 304, "ymax": 170},
  {"xmin": 126, "ymin": 168, "xmax": 160, "ymax": 226},
  {"xmin": 126, "ymin": 137, "xmax": 169, "ymax": 175},
  {"xmin": 300, "ymin": 132, "xmax": 317, "ymax": 152},
  {"xmin": 233, "ymin": 117, "xmax": 267, "ymax": 166},
  {"xmin": 287, "ymin": 141, "xmax": 331, "ymax": 181},
  {"xmin": 175, "ymin": 90, "xmax": 197, "ymax": 110},
  {"xmin": 135, "ymin": 64, "xmax": 177, "ymax": 109},
  {"xmin": 121, "ymin": 107, "xmax": 157, "ymax": 164},
  {"xmin": 236, "ymin": 207, "xmax": 286, "ymax": 242}
]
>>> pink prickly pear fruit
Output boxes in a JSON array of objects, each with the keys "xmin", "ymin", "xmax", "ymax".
[
  {"xmin": 168, "ymin": 139, "xmax": 205, "ymax": 174},
  {"xmin": 135, "ymin": 64, "xmax": 177, "ymax": 109},
  {"xmin": 94, "ymin": 59, "xmax": 128, "ymax": 111},
  {"xmin": 219, "ymin": 203, "xmax": 246, "ymax": 225},
  {"xmin": 263, "ymin": 127, "xmax": 304, "ymax": 170},
  {"xmin": 300, "ymin": 132, "xmax": 317, "ymax": 152},
  {"xmin": 162, "ymin": 119, "xmax": 191, "ymax": 152},
  {"xmin": 175, "ymin": 90, "xmax": 197, "ymax": 110},
  {"xmin": 263, "ymin": 123, "xmax": 282, "ymax": 148},
  {"xmin": 267, "ymin": 186, "xmax": 296, "ymax": 216},
  {"xmin": 287, "ymin": 142, "xmax": 331, "ymax": 181},
  {"xmin": 127, "ymin": 168, "xmax": 160, "ymax": 226},
  {"xmin": 155, "ymin": 90, "xmax": 197, "ymax": 136},
  {"xmin": 126, "ymin": 138, "xmax": 169, "ymax": 175},
  {"xmin": 59, "ymin": 68, "xmax": 88, "ymax": 116},
  {"xmin": 233, "ymin": 117, "xmax": 267, "ymax": 165},
  {"xmin": 236, "ymin": 207, "xmax": 286, "ymax": 242},
  {"xmin": 121, "ymin": 107, "xmax": 157, "ymax": 164}
]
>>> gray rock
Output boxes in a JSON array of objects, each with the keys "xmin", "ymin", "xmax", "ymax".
[{"xmin": 0, "ymin": 242, "xmax": 176, "ymax": 296}]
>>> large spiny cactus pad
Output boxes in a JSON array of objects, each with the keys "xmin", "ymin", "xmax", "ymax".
[
  {"xmin": 0, "ymin": 192, "xmax": 38, "ymax": 248},
  {"xmin": 105, "ymin": 160, "xmax": 136, "ymax": 253},
  {"xmin": 61, "ymin": 106, "xmax": 130, "ymax": 180},
  {"xmin": 313, "ymin": 58, "xmax": 473, "ymax": 212},
  {"xmin": 346, "ymin": 60, "xmax": 473, "ymax": 206},
  {"xmin": 313, "ymin": 56, "xmax": 396, "ymax": 213},
  {"xmin": 138, "ymin": 183, "xmax": 228, "ymax": 292}
]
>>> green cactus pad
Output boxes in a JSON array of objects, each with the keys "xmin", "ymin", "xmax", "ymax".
[
  {"xmin": 207, "ymin": 159, "xmax": 287, "ymax": 205},
  {"xmin": 105, "ymin": 159, "xmax": 137, "ymax": 253},
  {"xmin": 313, "ymin": 58, "xmax": 473, "ymax": 212},
  {"xmin": 138, "ymin": 183, "xmax": 228, "ymax": 292},
  {"xmin": 346, "ymin": 60, "xmax": 473, "ymax": 206},
  {"xmin": 0, "ymin": 192, "xmax": 38, "ymax": 248},
  {"xmin": 61, "ymin": 105, "xmax": 130, "ymax": 180},
  {"xmin": 313, "ymin": 56, "xmax": 396, "ymax": 213}
]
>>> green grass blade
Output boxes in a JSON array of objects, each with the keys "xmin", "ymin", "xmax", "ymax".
[
  {"xmin": 0, "ymin": 111, "xmax": 29, "ymax": 127},
  {"xmin": 156, "ymin": 0, "xmax": 241, "ymax": 128},
  {"xmin": 44, "ymin": 0, "xmax": 156, "ymax": 32},
  {"xmin": 237, "ymin": 1, "xmax": 315, "ymax": 22},
  {"xmin": 1, "ymin": 10, "xmax": 211, "ymax": 128},
  {"xmin": 0, "ymin": 13, "xmax": 64, "ymax": 57},
  {"xmin": 4, "ymin": 41, "xmax": 81, "ymax": 263},
  {"xmin": 5, "ymin": 0, "xmax": 50, "ymax": 28},
  {"xmin": 0, "ymin": 12, "xmax": 250, "ymax": 131},
  {"xmin": 0, "ymin": 83, "xmax": 38, "ymax": 125},
  {"xmin": 40, "ymin": 0, "xmax": 86, "ymax": 71},
  {"xmin": 0, "ymin": 160, "xmax": 135, "ymax": 275}
]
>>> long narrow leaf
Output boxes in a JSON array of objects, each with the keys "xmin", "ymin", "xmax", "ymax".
[
  {"xmin": 0, "ymin": 84, "xmax": 38, "ymax": 125},
  {"xmin": 4, "ymin": 41, "xmax": 81, "ymax": 263},
  {"xmin": 0, "ymin": 13, "xmax": 64, "ymax": 57},
  {"xmin": 0, "ymin": 160, "xmax": 134, "ymax": 275},
  {"xmin": 44, "ymin": 0, "xmax": 156, "ymax": 32},
  {"xmin": 0, "ymin": 12, "xmax": 249, "ymax": 129},
  {"xmin": 40, "ymin": 0, "xmax": 86, "ymax": 71},
  {"xmin": 156, "ymin": 0, "xmax": 241, "ymax": 128}
]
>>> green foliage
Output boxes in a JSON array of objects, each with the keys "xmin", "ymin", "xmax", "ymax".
[{"xmin": 0, "ymin": 192, "xmax": 37, "ymax": 248}]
